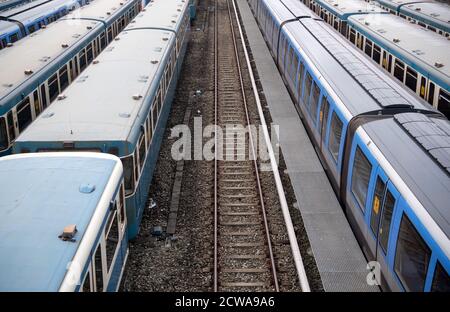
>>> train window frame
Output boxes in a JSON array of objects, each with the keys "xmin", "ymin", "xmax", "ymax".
[
  {"xmin": 379, "ymin": 190, "xmax": 396, "ymax": 254},
  {"xmin": 428, "ymin": 82, "xmax": 435, "ymax": 105},
  {"xmin": 370, "ymin": 177, "xmax": 386, "ymax": 236},
  {"xmin": 40, "ymin": 84, "xmax": 48, "ymax": 109},
  {"xmin": 319, "ymin": 97, "xmax": 329, "ymax": 137},
  {"xmin": 328, "ymin": 111, "xmax": 343, "ymax": 163},
  {"xmin": 146, "ymin": 117, "xmax": 152, "ymax": 146},
  {"xmin": 48, "ymin": 73, "xmax": 60, "ymax": 102},
  {"xmin": 33, "ymin": 90, "xmax": 40, "ymax": 117},
  {"xmin": 350, "ymin": 146, "xmax": 372, "ymax": 212},
  {"xmin": 105, "ymin": 207, "xmax": 120, "ymax": 274},
  {"xmin": 0, "ymin": 117, "xmax": 8, "ymax": 150},
  {"xmin": 119, "ymin": 185, "xmax": 126, "ymax": 228},
  {"xmin": 291, "ymin": 53, "xmax": 299, "ymax": 82},
  {"xmin": 310, "ymin": 82, "xmax": 320, "ymax": 125},
  {"xmin": 152, "ymin": 104, "xmax": 158, "ymax": 132},
  {"xmin": 394, "ymin": 59, "xmax": 405, "ymax": 83},
  {"xmin": 17, "ymin": 97, "xmax": 32, "ymax": 133},
  {"xmin": 133, "ymin": 150, "xmax": 139, "ymax": 183},
  {"xmin": 349, "ymin": 28, "xmax": 356, "ymax": 45},
  {"xmin": 81, "ymin": 266, "xmax": 93, "ymax": 292},
  {"xmin": 394, "ymin": 213, "xmax": 431, "ymax": 292},
  {"xmin": 93, "ymin": 243, "xmax": 104, "ymax": 292},
  {"xmin": 431, "ymin": 261, "xmax": 450, "ymax": 292},
  {"xmin": 79, "ymin": 50, "xmax": 87, "ymax": 72},
  {"xmin": 296, "ymin": 63, "xmax": 305, "ymax": 97},
  {"xmin": 405, "ymin": 67, "xmax": 418, "ymax": 92},
  {"xmin": 122, "ymin": 155, "xmax": 135, "ymax": 195},
  {"xmin": 364, "ymin": 38, "xmax": 373, "ymax": 58},
  {"xmin": 438, "ymin": 89, "xmax": 450, "ymax": 119},
  {"xmin": 138, "ymin": 131, "xmax": 146, "ymax": 169},
  {"xmin": 303, "ymin": 72, "xmax": 313, "ymax": 107},
  {"xmin": 59, "ymin": 66, "xmax": 69, "ymax": 92},
  {"xmin": 373, "ymin": 44, "xmax": 381, "ymax": 64},
  {"xmin": 7, "ymin": 111, "xmax": 15, "ymax": 142}
]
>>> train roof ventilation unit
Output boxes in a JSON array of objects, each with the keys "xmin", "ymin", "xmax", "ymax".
[
  {"xmin": 395, "ymin": 113, "xmax": 450, "ymax": 174},
  {"xmin": 58, "ymin": 224, "xmax": 78, "ymax": 242},
  {"xmin": 435, "ymin": 62, "xmax": 444, "ymax": 68},
  {"xmin": 79, "ymin": 184, "xmax": 95, "ymax": 194}
]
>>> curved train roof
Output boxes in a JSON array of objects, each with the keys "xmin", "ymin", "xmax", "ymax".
[
  {"xmin": 0, "ymin": 0, "xmax": 78, "ymax": 20},
  {"xmin": 0, "ymin": 0, "xmax": 49, "ymax": 16},
  {"xmin": 0, "ymin": 152, "xmax": 121, "ymax": 291},
  {"xmin": 348, "ymin": 13, "xmax": 450, "ymax": 90},
  {"xmin": 15, "ymin": 0, "xmax": 188, "ymax": 145},
  {"xmin": 0, "ymin": 0, "xmax": 33, "ymax": 12},
  {"xmin": 373, "ymin": 0, "xmax": 431, "ymax": 11},
  {"xmin": 401, "ymin": 2, "xmax": 450, "ymax": 33},
  {"xmin": 0, "ymin": 0, "xmax": 134, "ymax": 113},
  {"xmin": 362, "ymin": 114, "xmax": 450, "ymax": 240},
  {"xmin": 314, "ymin": 0, "xmax": 385, "ymax": 19}
]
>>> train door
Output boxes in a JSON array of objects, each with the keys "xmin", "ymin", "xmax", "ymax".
[
  {"xmin": 375, "ymin": 181, "xmax": 400, "ymax": 290},
  {"xmin": 419, "ymin": 76, "xmax": 427, "ymax": 100},
  {"xmin": 40, "ymin": 83, "xmax": 49, "ymax": 110}
]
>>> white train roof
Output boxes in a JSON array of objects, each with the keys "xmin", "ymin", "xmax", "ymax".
[
  {"xmin": 401, "ymin": 2, "xmax": 450, "ymax": 31},
  {"xmin": 348, "ymin": 13, "xmax": 450, "ymax": 85},
  {"xmin": 316, "ymin": 0, "xmax": 385, "ymax": 16}
]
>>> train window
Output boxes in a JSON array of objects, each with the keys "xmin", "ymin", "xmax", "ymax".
[
  {"xmin": 7, "ymin": 111, "xmax": 15, "ymax": 142},
  {"xmin": 94, "ymin": 245, "xmax": 103, "ymax": 292},
  {"xmin": 152, "ymin": 103, "xmax": 158, "ymax": 131},
  {"xmin": 428, "ymin": 82, "xmax": 435, "ymax": 105},
  {"xmin": 119, "ymin": 185, "xmax": 125, "ymax": 226},
  {"xmin": 122, "ymin": 156, "xmax": 135, "ymax": 195},
  {"xmin": 328, "ymin": 112, "xmax": 343, "ymax": 163},
  {"xmin": 59, "ymin": 66, "xmax": 69, "ymax": 91},
  {"xmin": 431, "ymin": 261, "xmax": 450, "ymax": 292},
  {"xmin": 394, "ymin": 59, "xmax": 405, "ymax": 82},
  {"xmin": 9, "ymin": 33, "xmax": 18, "ymax": 43},
  {"xmin": 48, "ymin": 73, "xmax": 60, "ymax": 102},
  {"xmin": 370, "ymin": 177, "xmax": 386, "ymax": 236},
  {"xmin": 79, "ymin": 50, "xmax": 87, "ymax": 72},
  {"xmin": 405, "ymin": 67, "xmax": 417, "ymax": 92},
  {"xmin": 373, "ymin": 44, "xmax": 381, "ymax": 64},
  {"xmin": 146, "ymin": 117, "xmax": 152, "ymax": 146},
  {"xmin": 138, "ymin": 132, "xmax": 146, "ymax": 169},
  {"xmin": 364, "ymin": 39, "xmax": 373, "ymax": 57},
  {"xmin": 379, "ymin": 190, "xmax": 395, "ymax": 253},
  {"xmin": 291, "ymin": 54, "xmax": 299, "ymax": 82},
  {"xmin": 286, "ymin": 47, "xmax": 293, "ymax": 76},
  {"xmin": 320, "ymin": 98, "xmax": 329, "ymax": 137},
  {"xmin": 310, "ymin": 83, "xmax": 320, "ymax": 124},
  {"xmin": 296, "ymin": 63, "xmax": 305, "ymax": 97},
  {"xmin": 86, "ymin": 44, "xmax": 93, "ymax": 63},
  {"xmin": 17, "ymin": 98, "xmax": 32, "ymax": 132},
  {"xmin": 100, "ymin": 33, "xmax": 106, "ymax": 50},
  {"xmin": 394, "ymin": 214, "xmax": 431, "ymax": 291},
  {"xmin": 105, "ymin": 209, "xmax": 119, "ymax": 273},
  {"xmin": 351, "ymin": 146, "xmax": 372, "ymax": 212},
  {"xmin": 303, "ymin": 73, "xmax": 313, "ymax": 106},
  {"xmin": 1, "ymin": 38, "xmax": 6, "ymax": 49},
  {"xmin": 0, "ymin": 117, "xmax": 7, "ymax": 149},
  {"xmin": 420, "ymin": 77, "xmax": 426, "ymax": 98},
  {"xmin": 33, "ymin": 90, "xmax": 40, "ymax": 116},
  {"xmin": 133, "ymin": 151, "xmax": 139, "ymax": 182},
  {"xmin": 438, "ymin": 89, "xmax": 450, "ymax": 119},
  {"xmin": 40, "ymin": 84, "xmax": 48, "ymax": 109},
  {"xmin": 81, "ymin": 270, "xmax": 92, "ymax": 292},
  {"xmin": 28, "ymin": 25, "xmax": 35, "ymax": 33},
  {"xmin": 349, "ymin": 28, "xmax": 356, "ymax": 45},
  {"xmin": 107, "ymin": 27, "xmax": 113, "ymax": 42}
]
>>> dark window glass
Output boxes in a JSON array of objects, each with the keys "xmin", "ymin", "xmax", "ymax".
[
  {"xmin": 0, "ymin": 117, "xmax": 8, "ymax": 149},
  {"xmin": 320, "ymin": 98, "xmax": 329, "ymax": 137},
  {"xmin": 40, "ymin": 84, "xmax": 48, "ymax": 108},
  {"xmin": 79, "ymin": 51, "xmax": 87, "ymax": 71},
  {"xmin": 17, "ymin": 98, "xmax": 32, "ymax": 132},
  {"xmin": 9, "ymin": 33, "xmax": 18, "ymax": 43},
  {"xmin": 291, "ymin": 54, "xmax": 299, "ymax": 81},
  {"xmin": 108, "ymin": 28, "xmax": 113, "ymax": 42},
  {"xmin": 119, "ymin": 185, "xmax": 125, "ymax": 225},
  {"xmin": 373, "ymin": 45, "xmax": 381, "ymax": 64},
  {"xmin": 33, "ymin": 90, "xmax": 40, "ymax": 116},
  {"xmin": 438, "ymin": 89, "xmax": 450, "ymax": 119},
  {"xmin": 100, "ymin": 33, "xmax": 106, "ymax": 49},
  {"xmin": 310, "ymin": 83, "xmax": 320, "ymax": 123},
  {"xmin": 303, "ymin": 73, "xmax": 312, "ymax": 106},
  {"xmin": 351, "ymin": 147, "xmax": 372, "ymax": 211},
  {"xmin": 152, "ymin": 105, "xmax": 158, "ymax": 130},
  {"xmin": 146, "ymin": 118, "xmax": 152, "ymax": 145},
  {"xmin": 297, "ymin": 63, "xmax": 305, "ymax": 96},
  {"xmin": 59, "ymin": 66, "xmax": 69, "ymax": 91},
  {"xmin": 431, "ymin": 262, "xmax": 450, "ymax": 292},
  {"xmin": 370, "ymin": 177, "xmax": 386, "ymax": 235},
  {"xmin": 428, "ymin": 82, "xmax": 435, "ymax": 105},
  {"xmin": 379, "ymin": 190, "xmax": 395, "ymax": 253},
  {"xmin": 394, "ymin": 214, "xmax": 431, "ymax": 291},
  {"xmin": 7, "ymin": 111, "xmax": 15, "ymax": 142},
  {"xmin": 86, "ymin": 45, "xmax": 93, "ymax": 63},
  {"xmin": 28, "ymin": 24, "xmax": 36, "ymax": 33},
  {"xmin": 94, "ymin": 246, "xmax": 103, "ymax": 292},
  {"xmin": 394, "ymin": 60, "xmax": 405, "ymax": 82},
  {"xmin": 138, "ymin": 133, "xmax": 146, "ymax": 168},
  {"xmin": 48, "ymin": 74, "xmax": 59, "ymax": 102},
  {"xmin": 405, "ymin": 67, "xmax": 418, "ymax": 92},
  {"xmin": 349, "ymin": 29, "xmax": 356, "ymax": 44},
  {"xmin": 365, "ymin": 39, "xmax": 373, "ymax": 57},
  {"xmin": 105, "ymin": 209, "xmax": 119, "ymax": 273},
  {"xmin": 82, "ymin": 271, "xmax": 91, "ymax": 292},
  {"xmin": 328, "ymin": 112, "xmax": 343, "ymax": 162},
  {"xmin": 122, "ymin": 156, "xmax": 135, "ymax": 195}
]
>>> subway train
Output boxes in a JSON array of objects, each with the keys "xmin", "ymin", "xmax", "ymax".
[
  {"xmin": 369, "ymin": 0, "xmax": 450, "ymax": 36},
  {"xmin": 248, "ymin": 0, "xmax": 449, "ymax": 291},
  {"xmin": 0, "ymin": 0, "xmax": 143, "ymax": 157},
  {"xmin": 0, "ymin": 0, "xmax": 88, "ymax": 47},
  {"xmin": 301, "ymin": 0, "xmax": 450, "ymax": 119},
  {"xmin": 0, "ymin": 0, "xmax": 32, "ymax": 12},
  {"xmin": 13, "ymin": 0, "xmax": 191, "ymax": 239},
  {"xmin": 0, "ymin": 152, "xmax": 128, "ymax": 291}
]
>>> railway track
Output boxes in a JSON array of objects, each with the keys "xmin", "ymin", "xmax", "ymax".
[{"xmin": 213, "ymin": 0, "xmax": 279, "ymax": 292}]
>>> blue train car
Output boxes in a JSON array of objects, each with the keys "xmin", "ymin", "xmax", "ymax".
[
  {"xmin": 0, "ymin": 0, "xmax": 142, "ymax": 157},
  {"xmin": 13, "ymin": 0, "xmax": 191, "ymax": 239},
  {"xmin": 370, "ymin": 0, "xmax": 450, "ymax": 37},
  {"xmin": 0, "ymin": 152, "xmax": 128, "ymax": 291},
  {"xmin": 0, "ymin": 0, "xmax": 88, "ymax": 47},
  {"xmin": 249, "ymin": 0, "xmax": 450, "ymax": 291}
]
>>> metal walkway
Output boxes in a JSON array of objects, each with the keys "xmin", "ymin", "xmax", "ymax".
[{"xmin": 236, "ymin": 0, "xmax": 378, "ymax": 292}]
